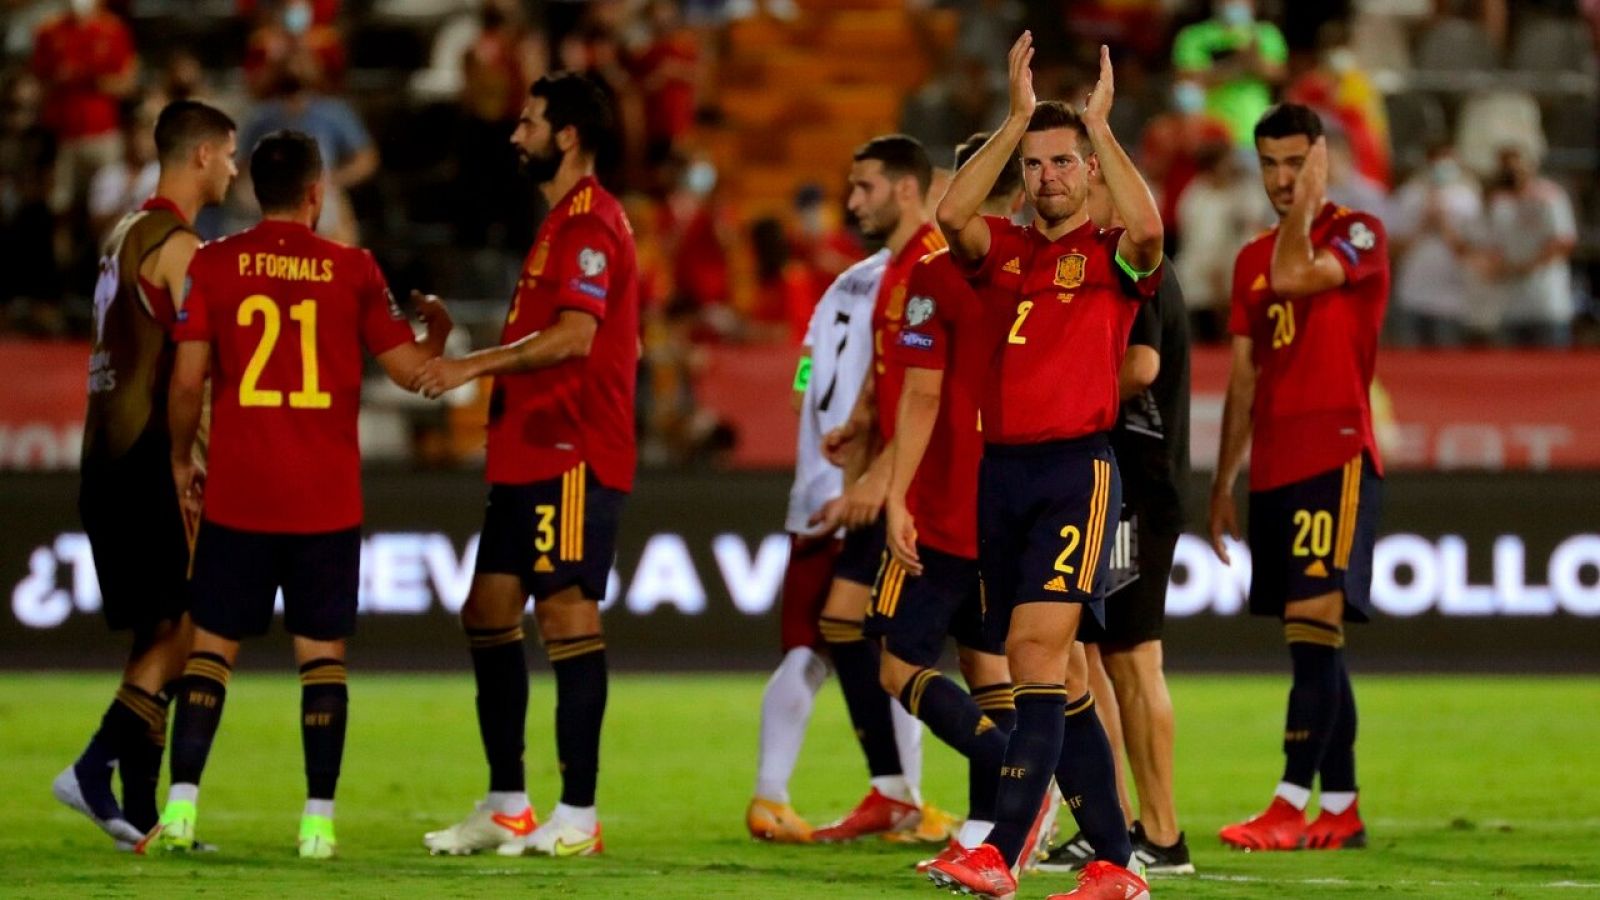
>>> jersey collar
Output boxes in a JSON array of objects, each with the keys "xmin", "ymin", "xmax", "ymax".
[
  {"xmin": 553, "ymin": 174, "xmax": 599, "ymax": 213},
  {"xmin": 140, "ymin": 195, "xmax": 188, "ymax": 225}
]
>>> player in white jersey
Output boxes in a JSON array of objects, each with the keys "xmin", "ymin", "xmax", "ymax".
[{"xmin": 747, "ymin": 248, "xmax": 928, "ymax": 841}]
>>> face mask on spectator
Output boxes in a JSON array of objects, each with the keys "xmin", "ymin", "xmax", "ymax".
[
  {"xmin": 1173, "ymin": 81, "xmax": 1206, "ymax": 115},
  {"xmin": 285, "ymin": 2, "xmax": 313, "ymax": 36},
  {"xmin": 1220, "ymin": 1, "xmax": 1253, "ymax": 28},
  {"xmin": 1429, "ymin": 159, "xmax": 1460, "ymax": 185},
  {"xmin": 70, "ymin": 0, "xmax": 97, "ymax": 15},
  {"xmin": 685, "ymin": 161, "xmax": 717, "ymax": 197}
]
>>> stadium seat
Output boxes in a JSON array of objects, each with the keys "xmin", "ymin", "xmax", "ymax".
[
  {"xmin": 1413, "ymin": 16, "xmax": 1499, "ymax": 71},
  {"xmin": 1456, "ymin": 89, "xmax": 1547, "ymax": 175},
  {"xmin": 1382, "ymin": 91, "xmax": 1448, "ymax": 173},
  {"xmin": 1509, "ymin": 16, "xmax": 1598, "ymax": 74}
]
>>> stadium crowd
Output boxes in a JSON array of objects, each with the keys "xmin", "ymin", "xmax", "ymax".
[{"xmin": 2, "ymin": 0, "xmax": 1597, "ymax": 466}]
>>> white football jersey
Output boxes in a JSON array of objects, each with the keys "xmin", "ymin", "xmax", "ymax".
[{"xmin": 785, "ymin": 248, "xmax": 889, "ymax": 535}]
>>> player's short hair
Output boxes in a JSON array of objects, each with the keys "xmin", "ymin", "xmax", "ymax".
[
  {"xmin": 956, "ymin": 131, "xmax": 1022, "ymax": 202},
  {"xmin": 1025, "ymin": 101, "xmax": 1089, "ymax": 146},
  {"xmin": 153, "ymin": 100, "xmax": 235, "ymax": 166},
  {"xmin": 1254, "ymin": 103, "xmax": 1325, "ymax": 144},
  {"xmin": 530, "ymin": 71, "xmax": 617, "ymax": 158},
  {"xmin": 852, "ymin": 134, "xmax": 932, "ymax": 197},
  {"xmin": 250, "ymin": 130, "xmax": 323, "ymax": 213}
]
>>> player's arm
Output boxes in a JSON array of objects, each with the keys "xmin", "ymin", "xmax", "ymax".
[
  {"xmin": 147, "ymin": 230, "xmax": 202, "ymax": 304},
  {"xmin": 884, "ymin": 366, "xmax": 941, "ymax": 574},
  {"xmin": 936, "ymin": 31, "xmax": 1035, "ymax": 264},
  {"xmin": 1082, "ymin": 45, "xmax": 1163, "ymax": 275},
  {"xmin": 1208, "ymin": 335, "xmax": 1255, "ymax": 564},
  {"xmin": 1269, "ymin": 138, "xmax": 1346, "ymax": 298},
  {"xmin": 791, "ymin": 346, "xmax": 812, "ymax": 414},
  {"xmin": 418, "ymin": 309, "xmax": 596, "ymax": 398},
  {"xmin": 376, "ymin": 291, "xmax": 454, "ymax": 390},
  {"xmin": 1120, "ymin": 345, "xmax": 1159, "ymax": 401},
  {"xmin": 813, "ymin": 373, "xmax": 886, "ymax": 531},
  {"xmin": 169, "ymin": 339, "xmax": 210, "ymax": 540}
]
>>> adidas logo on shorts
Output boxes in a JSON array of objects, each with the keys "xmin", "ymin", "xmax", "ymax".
[{"xmin": 1043, "ymin": 575, "xmax": 1068, "ymax": 593}]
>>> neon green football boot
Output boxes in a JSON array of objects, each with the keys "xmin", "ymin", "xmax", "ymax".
[
  {"xmin": 137, "ymin": 800, "xmax": 198, "ymax": 854},
  {"xmin": 298, "ymin": 814, "xmax": 337, "ymax": 859}
]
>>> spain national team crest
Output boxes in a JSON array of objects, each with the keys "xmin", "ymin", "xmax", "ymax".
[{"xmin": 1054, "ymin": 254, "xmax": 1086, "ymax": 289}]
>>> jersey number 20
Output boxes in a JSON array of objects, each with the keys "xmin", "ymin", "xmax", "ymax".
[{"xmin": 238, "ymin": 295, "xmax": 332, "ymax": 409}]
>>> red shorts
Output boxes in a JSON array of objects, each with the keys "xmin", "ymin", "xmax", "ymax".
[{"xmin": 779, "ymin": 533, "xmax": 842, "ymax": 652}]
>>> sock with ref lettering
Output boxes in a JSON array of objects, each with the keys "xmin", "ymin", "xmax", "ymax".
[
  {"xmin": 1056, "ymin": 693, "xmax": 1133, "ymax": 867},
  {"xmin": 299, "ymin": 658, "xmax": 348, "ymax": 803},
  {"xmin": 168, "ymin": 652, "xmax": 232, "ymax": 792},
  {"xmin": 1280, "ymin": 618, "xmax": 1344, "ymax": 804},
  {"xmin": 900, "ymin": 669, "xmax": 1007, "ymax": 823},
  {"xmin": 985, "ymin": 684, "xmax": 1067, "ymax": 867}
]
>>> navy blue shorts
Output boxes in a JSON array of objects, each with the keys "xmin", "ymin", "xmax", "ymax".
[
  {"xmin": 1247, "ymin": 453, "xmax": 1383, "ymax": 623},
  {"xmin": 865, "ymin": 544, "xmax": 1004, "ymax": 667},
  {"xmin": 833, "ymin": 518, "xmax": 887, "ymax": 588},
  {"xmin": 78, "ymin": 429, "xmax": 190, "ymax": 633},
  {"xmin": 979, "ymin": 434, "xmax": 1122, "ymax": 638},
  {"xmin": 190, "ymin": 521, "xmax": 359, "ymax": 641},
  {"xmin": 475, "ymin": 464, "xmax": 625, "ymax": 602}
]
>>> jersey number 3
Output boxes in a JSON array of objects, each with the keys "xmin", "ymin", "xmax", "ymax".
[{"xmin": 238, "ymin": 295, "xmax": 332, "ymax": 409}]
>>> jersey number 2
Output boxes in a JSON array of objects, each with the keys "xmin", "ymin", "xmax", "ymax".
[
  {"xmin": 238, "ymin": 295, "xmax": 332, "ymax": 409},
  {"xmin": 1008, "ymin": 300, "xmax": 1034, "ymax": 345}
]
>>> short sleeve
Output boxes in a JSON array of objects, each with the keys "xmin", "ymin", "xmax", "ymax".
[
  {"xmin": 1128, "ymin": 289, "xmax": 1162, "ymax": 351},
  {"xmin": 1255, "ymin": 23, "xmax": 1289, "ymax": 65},
  {"xmin": 1321, "ymin": 212, "xmax": 1387, "ymax": 286},
  {"xmin": 954, "ymin": 216, "xmax": 1019, "ymax": 285},
  {"xmin": 549, "ymin": 216, "xmax": 619, "ymax": 320},
  {"xmin": 357, "ymin": 251, "xmax": 413, "ymax": 356},
  {"xmin": 322, "ymin": 98, "xmax": 373, "ymax": 161},
  {"xmin": 883, "ymin": 258, "xmax": 956, "ymax": 372},
  {"xmin": 1547, "ymin": 187, "xmax": 1577, "ymax": 240},
  {"xmin": 1227, "ymin": 252, "xmax": 1254, "ymax": 338},
  {"xmin": 172, "ymin": 253, "xmax": 213, "ymax": 343}
]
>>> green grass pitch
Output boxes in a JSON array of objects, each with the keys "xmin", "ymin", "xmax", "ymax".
[{"xmin": 3, "ymin": 672, "xmax": 1598, "ymax": 898}]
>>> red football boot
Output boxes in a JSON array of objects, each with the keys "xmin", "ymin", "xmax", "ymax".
[
  {"xmin": 1305, "ymin": 800, "xmax": 1367, "ymax": 849},
  {"xmin": 926, "ymin": 843, "xmax": 1018, "ymax": 898},
  {"xmin": 1045, "ymin": 860, "xmax": 1152, "ymax": 899},
  {"xmin": 810, "ymin": 788, "xmax": 919, "ymax": 842},
  {"xmin": 914, "ymin": 837, "xmax": 964, "ymax": 873},
  {"xmin": 1219, "ymin": 796, "xmax": 1307, "ymax": 851}
]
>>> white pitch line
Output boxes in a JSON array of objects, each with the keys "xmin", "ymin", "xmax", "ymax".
[{"xmin": 1193, "ymin": 874, "xmax": 1600, "ymax": 890}]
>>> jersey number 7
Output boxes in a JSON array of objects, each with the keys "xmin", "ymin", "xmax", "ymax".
[{"xmin": 238, "ymin": 295, "xmax": 332, "ymax": 409}]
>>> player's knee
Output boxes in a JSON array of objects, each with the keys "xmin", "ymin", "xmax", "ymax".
[
  {"xmin": 879, "ymin": 652, "xmax": 918, "ymax": 697},
  {"xmin": 819, "ymin": 579, "xmax": 868, "ymax": 621},
  {"xmin": 959, "ymin": 647, "xmax": 1008, "ymax": 689},
  {"xmin": 460, "ymin": 574, "xmax": 528, "ymax": 630},
  {"xmin": 1005, "ymin": 636, "xmax": 1066, "ymax": 685},
  {"xmin": 534, "ymin": 589, "xmax": 601, "ymax": 641}
]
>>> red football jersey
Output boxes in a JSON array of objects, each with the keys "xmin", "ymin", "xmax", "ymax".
[
  {"xmin": 175, "ymin": 221, "xmax": 414, "ymax": 533},
  {"xmin": 881, "ymin": 249, "xmax": 997, "ymax": 559},
  {"xmin": 870, "ymin": 223, "xmax": 946, "ymax": 444},
  {"xmin": 1228, "ymin": 203, "xmax": 1389, "ymax": 491},
  {"xmin": 965, "ymin": 216, "xmax": 1159, "ymax": 444},
  {"xmin": 487, "ymin": 176, "xmax": 639, "ymax": 491}
]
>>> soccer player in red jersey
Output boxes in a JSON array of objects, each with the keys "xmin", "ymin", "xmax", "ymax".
[
  {"xmin": 60, "ymin": 100, "xmax": 236, "ymax": 850},
  {"xmin": 808, "ymin": 135, "xmax": 950, "ymax": 843},
  {"xmin": 927, "ymin": 34, "xmax": 1158, "ymax": 900},
  {"xmin": 416, "ymin": 73, "xmax": 638, "ymax": 858},
  {"xmin": 874, "ymin": 132, "xmax": 1027, "ymax": 870},
  {"xmin": 1209, "ymin": 103, "xmax": 1386, "ymax": 853},
  {"xmin": 148, "ymin": 130, "xmax": 453, "ymax": 857}
]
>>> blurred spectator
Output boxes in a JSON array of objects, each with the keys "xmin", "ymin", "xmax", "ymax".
[
  {"xmin": 0, "ymin": 68, "xmax": 65, "ymax": 332},
  {"xmin": 455, "ymin": 0, "xmax": 544, "ymax": 248},
  {"xmin": 899, "ymin": 54, "xmax": 1003, "ymax": 167},
  {"xmin": 628, "ymin": 0, "xmax": 702, "ymax": 166},
  {"xmin": 1138, "ymin": 77, "xmax": 1232, "ymax": 246},
  {"xmin": 237, "ymin": 49, "xmax": 377, "ymax": 243},
  {"xmin": 747, "ymin": 216, "xmax": 816, "ymax": 344},
  {"xmin": 790, "ymin": 183, "xmax": 861, "ymax": 288},
  {"xmin": 1063, "ymin": 0, "xmax": 1171, "ymax": 63},
  {"xmin": 662, "ymin": 154, "xmax": 739, "ymax": 338},
  {"xmin": 1324, "ymin": 125, "xmax": 1389, "ymax": 224},
  {"xmin": 1388, "ymin": 142, "xmax": 1480, "ymax": 347},
  {"xmin": 156, "ymin": 50, "xmax": 211, "ymax": 105},
  {"xmin": 87, "ymin": 97, "xmax": 158, "ymax": 240},
  {"xmin": 1473, "ymin": 145, "xmax": 1577, "ymax": 346},
  {"xmin": 1456, "ymin": 89, "xmax": 1544, "ymax": 180},
  {"xmin": 1171, "ymin": 0, "xmax": 1287, "ymax": 146},
  {"xmin": 244, "ymin": 0, "xmax": 348, "ymax": 99},
  {"xmin": 558, "ymin": 11, "xmax": 645, "ymax": 185},
  {"xmin": 30, "ymin": 0, "xmax": 138, "ymax": 214},
  {"xmin": 1285, "ymin": 21, "xmax": 1390, "ymax": 187},
  {"xmin": 1173, "ymin": 140, "xmax": 1272, "ymax": 342}
]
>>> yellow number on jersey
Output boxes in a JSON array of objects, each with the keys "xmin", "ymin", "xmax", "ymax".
[
  {"xmin": 1268, "ymin": 300, "xmax": 1296, "ymax": 349},
  {"xmin": 1008, "ymin": 300, "xmax": 1035, "ymax": 345},
  {"xmin": 1291, "ymin": 509, "xmax": 1333, "ymax": 557},
  {"xmin": 236, "ymin": 295, "xmax": 329, "ymax": 409}
]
